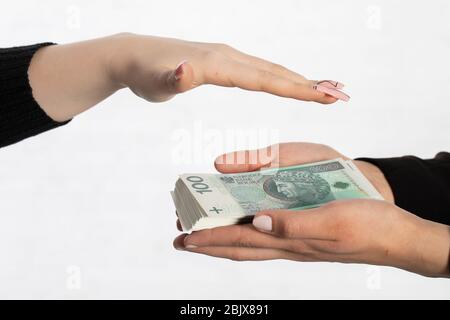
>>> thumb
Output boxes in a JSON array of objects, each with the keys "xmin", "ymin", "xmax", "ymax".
[
  {"xmin": 252, "ymin": 208, "xmax": 331, "ymax": 240},
  {"xmin": 140, "ymin": 61, "xmax": 195, "ymax": 103},
  {"xmin": 168, "ymin": 60, "xmax": 195, "ymax": 94}
]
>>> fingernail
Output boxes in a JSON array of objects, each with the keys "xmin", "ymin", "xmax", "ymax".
[
  {"xmin": 253, "ymin": 215, "xmax": 272, "ymax": 232},
  {"xmin": 174, "ymin": 60, "xmax": 187, "ymax": 81},
  {"xmin": 317, "ymin": 80, "xmax": 345, "ymax": 90},
  {"xmin": 183, "ymin": 236, "xmax": 198, "ymax": 249},
  {"xmin": 174, "ymin": 241, "xmax": 185, "ymax": 251},
  {"xmin": 314, "ymin": 84, "xmax": 350, "ymax": 102}
]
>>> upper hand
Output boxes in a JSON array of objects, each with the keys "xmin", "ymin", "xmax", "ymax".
[{"xmin": 109, "ymin": 33, "xmax": 349, "ymax": 103}]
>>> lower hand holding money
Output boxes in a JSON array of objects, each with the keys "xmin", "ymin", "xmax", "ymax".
[{"xmin": 174, "ymin": 143, "xmax": 450, "ymax": 278}]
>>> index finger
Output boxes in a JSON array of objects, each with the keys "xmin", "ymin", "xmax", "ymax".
[{"xmin": 204, "ymin": 59, "xmax": 338, "ymax": 104}]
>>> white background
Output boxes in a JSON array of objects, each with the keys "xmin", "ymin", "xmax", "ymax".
[{"xmin": 0, "ymin": 0, "xmax": 449, "ymax": 299}]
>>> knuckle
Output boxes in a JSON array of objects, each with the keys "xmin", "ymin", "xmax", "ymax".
[
  {"xmin": 228, "ymin": 251, "xmax": 245, "ymax": 262},
  {"xmin": 237, "ymin": 231, "xmax": 253, "ymax": 248},
  {"xmin": 231, "ymin": 227, "xmax": 251, "ymax": 248},
  {"xmin": 256, "ymin": 69, "xmax": 272, "ymax": 89},
  {"xmin": 202, "ymin": 228, "xmax": 215, "ymax": 244},
  {"xmin": 289, "ymin": 241, "xmax": 308, "ymax": 254},
  {"xmin": 269, "ymin": 63, "xmax": 287, "ymax": 74},
  {"xmin": 212, "ymin": 43, "xmax": 233, "ymax": 52},
  {"xmin": 279, "ymin": 218, "xmax": 298, "ymax": 238}
]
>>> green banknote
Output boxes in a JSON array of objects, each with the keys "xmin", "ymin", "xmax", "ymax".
[{"xmin": 172, "ymin": 158, "xmax": 383, "ymax": 231}]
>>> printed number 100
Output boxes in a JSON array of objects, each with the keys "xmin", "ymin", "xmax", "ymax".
[{"xmin": 186, "ymin": 176, "xmax": 212, "ymax": 194}]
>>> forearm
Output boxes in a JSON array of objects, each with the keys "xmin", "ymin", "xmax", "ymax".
[{"xmin": 28, "ymin": 34, "xmax": 126, "ymax": 122}]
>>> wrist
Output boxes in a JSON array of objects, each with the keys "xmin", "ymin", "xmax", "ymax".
[
  {"xmin": 353, "ymin": 160, "xmax": 394, "ymax": 202},
  {"xmin": 381, "ymin": 207, "xmax": 450, "ymax": 277},
  {"xmin": 413, "ymin": 218, "xmax": 450, "ymax": 277},
  {"xmin": 29, "ymin": 34, "xmax": 131, "ymax": 121},
  {"xmin": 105, "ymin": 32, "xmax": 139, "ymax": 90}
]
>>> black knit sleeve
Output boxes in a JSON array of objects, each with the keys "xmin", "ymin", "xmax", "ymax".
[
  {"xmin": 0, "ymin": 43, "xmax": 70, "ymax": 148},
  {"xmin": 357, "ymin": 152, "xmax": 450, "ymax": 225}
]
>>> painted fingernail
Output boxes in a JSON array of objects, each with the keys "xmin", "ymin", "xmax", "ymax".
[
  {"xmin": 174, "ymin": 242, "xmax": 184, "ymax": 251},
  {"xmin": 314, "ymin": 84, "xmax": 350, "ymax": 102},
  {"xmin": 253, "ymin": 215, "xmax": 272, "ymax": 232},
  {"xmin": 174, "ymin": 60, "xmax": 187, "ymax": 81},
  {"xmin": 183, "ymin": 236, "xmax": 198, "ymax": 249},
  {"xmin": 317, "ymin": 80, "xmax": 345, "ymax": 90}
]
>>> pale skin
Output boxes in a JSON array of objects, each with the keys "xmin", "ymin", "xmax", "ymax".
[
  {"xmin": 28, "ymin": 33, "xmax": 349, "ymax": 122},
  {"xmin": 174, "ymin": 143, "xmax": 450, "ymax": 278}
]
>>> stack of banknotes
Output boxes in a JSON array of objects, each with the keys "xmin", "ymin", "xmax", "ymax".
[{"xmin": 171, "ymin": 158, "xmax": 383, "ymax": 232}]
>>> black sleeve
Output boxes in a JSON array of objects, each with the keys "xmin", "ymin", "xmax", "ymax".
[
  {"xmin": 357, "ymin": 152, "xmax": 450, "ymax": 225},
  {"xmin": 0, "ymin": 43, "xmax": 70, "ymax": 149}
]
